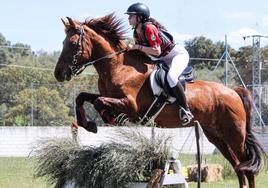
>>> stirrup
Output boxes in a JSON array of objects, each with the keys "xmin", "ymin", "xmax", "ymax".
[{"xmin": 179, "ymin": 107, "xmax": 193, "ymax": 126}]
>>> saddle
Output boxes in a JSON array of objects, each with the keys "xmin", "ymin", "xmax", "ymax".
[
  {"xmin": 138, "ymin": 61, "xmax": 194, "ymax": 125},
  {"xmin": 153, "ymin": 61, "xmax": 194, "ymax": 99}
]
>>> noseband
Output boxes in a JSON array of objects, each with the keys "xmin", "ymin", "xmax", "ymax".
[{"xmin": 68, "ymin": 25, "xmax": 126, "ymax": 76}]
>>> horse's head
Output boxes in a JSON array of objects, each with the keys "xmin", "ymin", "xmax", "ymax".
[
  {"xmin": 54, "ymin": 17, "xmax": 93, "ymax": 82},
  {"xmin": 54, "ymin": 14, "xmax": 127, "ymax": 82}
]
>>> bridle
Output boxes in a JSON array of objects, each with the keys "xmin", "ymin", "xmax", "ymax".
[
  {"xmin": 71, "ymin": 25, "xmax": 84, "ymax": 66},
  {"xmin": 68, "ymin": 25, "xmax": 126, "ymax": 76}
]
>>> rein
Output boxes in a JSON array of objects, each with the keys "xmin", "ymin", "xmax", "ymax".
[
  {"xmin": 69, "ymin": 24, "xmax": 126, "ymax": 76},
  {"xmin": 70, "ymin": 49, "xmax": 126, "ymax": 76}
]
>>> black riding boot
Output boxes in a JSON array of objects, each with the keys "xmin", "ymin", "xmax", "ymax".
[{"xmin": 170, "ymin": 82, "xmax": 193, "ymax": 125}]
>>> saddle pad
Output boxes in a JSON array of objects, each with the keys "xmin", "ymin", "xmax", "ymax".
[{"xmin": 150, "ymin": 67, "xmax": 176, "ymax": 103}]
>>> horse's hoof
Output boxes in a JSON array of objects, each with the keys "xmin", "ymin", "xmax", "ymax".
[{"xmin": 83, "ymin": 121, "xmax": 98, "ymax": 133}]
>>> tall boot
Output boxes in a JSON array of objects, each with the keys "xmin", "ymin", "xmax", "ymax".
[{"xmin": 170, "ymin": 82, "xmax": 193, "ymax": 125}]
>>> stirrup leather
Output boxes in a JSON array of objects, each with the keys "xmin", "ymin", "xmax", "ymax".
[{"xmin": 179, "ymin": 107, "xmax": 193, "ymax": 126}]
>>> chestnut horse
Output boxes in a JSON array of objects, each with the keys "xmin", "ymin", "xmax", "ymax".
[{"xmin": 54, "ymin": 13, "xmax": 266, "ymax": 188}]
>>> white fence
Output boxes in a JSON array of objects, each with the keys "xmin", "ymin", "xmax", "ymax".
[{"xmin": 1, "ymin": 126, "xmax": 268, "ymax": 157}]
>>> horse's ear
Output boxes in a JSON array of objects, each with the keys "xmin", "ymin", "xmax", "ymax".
[
  {"xmin": 66, "ymin": 17, "xmax": 77, "ymax": 28},
  {"xmin": 61, "ymin": 18, "xmax": 68, "ymax": 27}
]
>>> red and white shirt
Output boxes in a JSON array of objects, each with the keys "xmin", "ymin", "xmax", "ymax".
[{"xmin": 134, "ymin": 23, "xmax": 162, "ymax": 47}]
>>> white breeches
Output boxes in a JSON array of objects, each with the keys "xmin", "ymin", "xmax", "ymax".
[{"xmin": 159, "ymin": 44, "xmax": 190, "ymax": 88}]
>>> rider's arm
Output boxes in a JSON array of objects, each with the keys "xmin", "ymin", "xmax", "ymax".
[
  {"xmin": 129, "ymin": 44, "xmax": 161, "ymax": 56},
  {"xmin": 142, "ymin": 24, "xmax": 162, "ymax": 56},
  {"xmin": 128, "ymin": 24, "xmax": 162, "ymax": 56}
]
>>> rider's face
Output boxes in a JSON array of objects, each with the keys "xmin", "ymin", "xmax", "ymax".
[{"xmin": 128, "ymin": 14, "xmax": 137, "ymax": 26}]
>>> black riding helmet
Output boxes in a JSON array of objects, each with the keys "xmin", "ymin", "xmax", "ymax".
[{"xmin": 125, "ymin": 3, "xmax": 150, "ymax": 19}]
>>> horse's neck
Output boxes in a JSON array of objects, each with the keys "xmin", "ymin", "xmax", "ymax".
[
  {"xmin": 94, "ymin": 48, "xmax": 125, "ymax": 85},
  {"xmin": 85, "ymin": 30, "xmax": 153, "ymax": 84},
  {"xmin": 88, "ymin": 35, "xmax": 117, "ymax": 72}
]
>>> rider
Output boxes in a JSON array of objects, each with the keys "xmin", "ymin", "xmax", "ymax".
[{"xmin": 125, "ymin": 2, "xmax": 193, "ymax": 125}]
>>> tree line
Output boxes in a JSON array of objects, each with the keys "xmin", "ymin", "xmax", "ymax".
[{"xmin": 0, "ymin": 33, "xmax": 267, "ymax": 126}]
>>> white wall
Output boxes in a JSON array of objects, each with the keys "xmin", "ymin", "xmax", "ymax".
[{"xmin": 0, "ymin": 126, "xmax": 268, "ymax": 157}]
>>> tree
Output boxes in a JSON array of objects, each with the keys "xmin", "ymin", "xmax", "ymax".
[
  {"xmin": 233, "ymin": 46, "xmax": 253, "ymax": 85},
  {"xmin": 184, "ymin": 36, "xmax": 238, "ymax": 85},
  {"xmin": 0, "ymin": 67, "xmax": 56, "ymax": 104},
  {"xmin": 5, "ymin": 87, "xmax": 72, "ymax": 126},
  {"xmin": 35, "ymin": 50, "xmax": 61, "ymax": 67},
  {"xmin": 0, "ymin": 33, "xmax": 9, "ymax": 65},
  {"xmin": 260, "ymin": 47, "xmax": 268, "ymax": 83},
  {"xmin": 184, "ymin": 36, "xmax": 237, "ymax": 68},
  {"xmin": 0, "ymin": 33, "xmax": 33, "ymax": 66},
  {"xmin": 0, "ymin": 33, "xmax": 7, "ymax": 45},
  {"xmin": 0, "ymin": 32, "xmax": 101, "ymax": 126},
  {"xmin": 185, "ymin": 36, "xmax": 222, "ymax": 69},
  {"xmin": 233, "ymin": 46, "xmax": 268, "ymax": 85},
  {"xmin": 9, "ymin": 43, "xmax": 32, "ymax": 57}
]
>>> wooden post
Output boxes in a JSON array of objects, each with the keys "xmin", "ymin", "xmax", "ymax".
[{"xmin": 194, "ymin": 120, "xmax": 202, "ymax": 188}]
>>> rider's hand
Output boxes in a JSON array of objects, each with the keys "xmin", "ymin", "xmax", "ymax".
[
  {"xmin": 127, "ymin": 44, "xmax": 142, "ymax": 51},
  {"xmin": 127, "ymin": 43, "xmax": 135, "ymax": 51}
]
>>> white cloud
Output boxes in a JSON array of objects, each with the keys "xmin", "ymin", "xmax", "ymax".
[
  {"xmin": 77, "ymin": 13, "xmax": 102, "ymax": 21},
  {"xmin": 222, "ymin": 11, "xmax": 256, "ymax": 21},
  {"xmin": 228, "ymin": 27, "xmax": 261, "ymax": 37},
  {"xmin": 261, "ymin": 16, "xmax": 268, "ymax": 27},
  {"xmin": 225, "ymin": 28, "xmax": 268, "ymax": 49},
  {"xmin": 163, "ymin": 28, "xmax": 268, "ymax": 50},
  {"xmin": 171, "ymin": 32, "xmax": 194, "ymax": 44},
  {"xmin": 170, "ymin": 28, "xmax": 268, "ymax": 50}
]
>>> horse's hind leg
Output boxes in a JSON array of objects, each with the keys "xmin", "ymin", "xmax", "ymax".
[
  {"xmin": 203, "ymin": 129, "xmax": 247, "ymax": 188},
  {"xmin": 75, "ymin": 92, "xmax": 101, "ymax": 133}
]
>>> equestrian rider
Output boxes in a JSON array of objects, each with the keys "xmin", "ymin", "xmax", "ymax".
[{"xmin": 125, "ymin": 2, "xmax": 193, "ymax": 125}]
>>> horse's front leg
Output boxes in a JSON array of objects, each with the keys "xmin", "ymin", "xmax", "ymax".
[
  {"xmin": 94, "ymin": 96, "xmax": 138, "ymax": 125},
  {"xmin": 75, "ymin": 92, "xmax": 100, "ymax": 133}
]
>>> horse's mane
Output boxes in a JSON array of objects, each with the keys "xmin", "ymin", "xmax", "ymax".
[
  {"xmin": 84, "ymin": 13, "xmax": 127, "ymax": 49},
  {"xmin": 83, "ymin": 13, "xmax": 152, "ymax": 61}
]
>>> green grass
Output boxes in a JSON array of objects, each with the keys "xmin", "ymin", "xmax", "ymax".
[
  {"xmin": 0, "ymin": 157, "xmax": 52, "ymax": 188},
  {"xmin": 188, "ymin": 173, "xmax": 268, "ymax": 188},
  {"xmin": 0, "ymin": 156, "xmax": 267, "ymax": 188},
  {"xmin": 179, "ymin": 154, "xmax": 268, "ymax": 188}
]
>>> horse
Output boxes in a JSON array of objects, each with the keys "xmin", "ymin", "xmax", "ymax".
[{"xmin": 54, "ymin": 13, "xmax": 267, "ymax": 188}]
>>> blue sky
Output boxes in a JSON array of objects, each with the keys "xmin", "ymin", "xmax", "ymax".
[{"xmin": 1, "ymin": 0, "xmax": 268, "ymax": 52}]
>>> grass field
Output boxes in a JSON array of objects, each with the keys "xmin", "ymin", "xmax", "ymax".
[
  {"xmin": 180, "ymin": 154, "xmax": 268, "ymax": 188},
  {"xmin": 0, "ymin": 157, "xmax": 53, "ymax": 188},
  {"xmin": 0, "ymin": 156, "xmax": 267, "ymax": 188}
]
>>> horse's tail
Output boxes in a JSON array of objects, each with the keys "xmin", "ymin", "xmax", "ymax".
[{"xmin": 234, "ymin": 86, "xmax": 267, "ymax": 174}]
